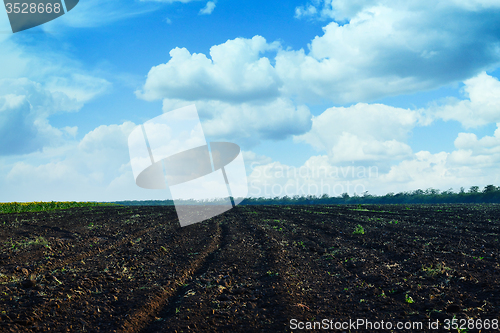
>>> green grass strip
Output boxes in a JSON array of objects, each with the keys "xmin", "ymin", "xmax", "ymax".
[{"xmin": 0, "ymin": 201, "xmax": 120, "ymax": 214}]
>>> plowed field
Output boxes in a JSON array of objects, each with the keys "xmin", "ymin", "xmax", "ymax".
[{"xmin": 0, "ymin": 204, "xmax": 499, "ymax": 332}]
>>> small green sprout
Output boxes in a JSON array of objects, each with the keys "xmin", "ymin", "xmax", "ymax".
[{"xmin": 353, "ymin": 224, "xmax": 365, "ymax": 235}]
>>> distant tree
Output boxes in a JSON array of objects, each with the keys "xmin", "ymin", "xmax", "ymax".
[
  {"xmin": 425, "ymin": 188, "xmax": 440, "ymax": 195},
  {"xmin": 483, "ymin": 185, "xmax": 498, "ymax": 193},
  {"xmin": 341, "ymin": 193, "xmax": 350, "ymax": 199},
  {"xmin": 459, "ymin": 187, "xmax": 465, "ymax": 194},
  {"xmin": 412, "ymin": 189, "xmax": 424, "ymax": 196},
  {"xmin": 442, "ymin": 188, "xmax": 454, "ymax": 195},
  {"xmin": 469, "ymin": 186, "xmax": 480, "ymax": 193},
  {"xmin": 430, "ymin": 188, "xmax": 440, "ymax": 195}
]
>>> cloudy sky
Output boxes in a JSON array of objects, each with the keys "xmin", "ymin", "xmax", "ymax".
[{"xmin": 1, "ymin": 0, "xmax": 500, "ymax": 202}]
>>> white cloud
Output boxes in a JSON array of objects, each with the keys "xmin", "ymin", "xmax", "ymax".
[
  {"xmin": 0, "ymin": 39, "xmax": 52, "ymax": 80},
  {"xmin": 247, "ymin": 156, "xmax": 380, "ymax": 198},
  {"xmin": 431, "ymin": 72, "xmax": 500, "ymax": 128},
  {"xmin": 286, "ymin": 77, "xmax": 500, "ymax": 194},
  {"xmin": 45, "ymin": 74, "xmax": 111, "ymax": 104},
  {"xmin": 248, "ymin": 128, "xmax": 500, "ymax": 197},
  {"xmin": 1, "ymin": 122, "xmax": 155, "ymax": 202},
  {"xmin": 199, "ymin": 1, "xmax": 216, "ymax": 15},
  {"xmin": 136, "ymin": 36, "xmax": 315, "ymax": 144},
  {"xmin": 0, "ymin": 16, "xmax": 112, "ymax": 157},
  {"xmin": 0, "ymin": 25, "xmax": 111, "ymax": 157},
  {"xmin": 295, "ymin": 103, "xmax": 424, "ymax": 163},
  {"xmin": 138, "ymin": 2, "xmax": 500, "ymax": 107},
  {"xmin": 3, "ymin": 104, "xmax": 500, "ymax": 202},
  {"xmin": 135, "ymin": 26, "xmax": 500, "ymax": 192},
  {"xmin": 242, "ymin": 150, "xmax": 273, "ymax": 166},
  {"xmin": 63, "ymin": 126, "xmax": 78, "ymax": 138},
  {"xmin": 137, "ymin": 36, "xmax": 281, "ymax": 103},
  {"xmin": 328, "ymin": 132, "xmax": 413, "ymax": 163},
  {"xmin": 0, "ymin": 79, "xmax": 76, "ymax": 155},
  {"xmin": 295, "ymin": 4, "xmax": 318, "ymax": 19},
  {"xmin": 295, "ymin": 0, "xmax": 500, "ymax": 22},
  {"xmin": 282, "ymin": 3, "xmax": 500, "ymax": 103},
  {"xmin": 380, "ymin": 151, "xmax": 450, "ymax": 187},
  {"xmin": 455, "ymin": 130, "xmax": 500, "ymax": 151},
  {"xmin": 377, "ymin": 141, "xmax": 500, "ymax": 194},
  {"xmin": 0, "ymin": 75, "xmax": 111, "ymax": 156},
  {"xmin": 161, "ymin": 97, "xmax": 312, "ymax": 145}
]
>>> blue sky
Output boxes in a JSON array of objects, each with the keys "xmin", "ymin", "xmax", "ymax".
[{"xmin": 1, "ymin": 0, "xmax": 500, "ymax": 202}]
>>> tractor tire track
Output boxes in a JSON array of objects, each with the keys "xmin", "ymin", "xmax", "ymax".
[{"xmin": 117, "ymin": 220, "xmax": 222, "ymax": 333}]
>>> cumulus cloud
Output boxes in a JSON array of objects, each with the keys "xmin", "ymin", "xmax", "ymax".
[
  {"xmin": 0, "ymin": 14, "xmax": 112, "ymax": 157},
  {"xmin": 295, "ymin": 0, "xmax": 500, "ymax": 22},
  {"xmin": 0, "ymin": 35, "xmax": 111, "ymax": 156},
  {"xmin": 138, "ymin": 2, "xmax": 500, "ymax": 106},
  {"xmin": 0, "ymin": 79, "xmax": 78, "ymax": 155},
  {"xmin": 199, "ymin": 1, "xmax": 216, "ymax": 15},
  {"xmin": 449, "ymin": 124, "xmax": 500, "ymax": 170},
  {"xmin": 377, "ymin": 140, "xmax": 500, "ymax": 195},
  {"xmin": 244, "ymin": 102, "xmax": 433, "ymax": 197},
  {"xmin": 431, "ymin": 72, "xmax": 500, "ymax": 128},
  {"xmin": 135, "ymin": 0, "xmax": 500, "ymax": 149},
  {"xmin": 137, "ymin": 36, "xmax": 281, "ymax": 103},
  {"xmin": 247, "ymin": 156, "xmax": 381, "ymax": 198},
  {"xmin": 272, "ymin": 94, "xmax": 500, "ymax": 197},
  {"xmin": 286, "ymin": 71, "xmax": 500, "ymax": 193},
  {"xmin": 136, "ymin": 35, "xmax": 317, "ymax": 144},
  {"xmin": 160, "ymin": 98, "xmax": 312, "ymax": 145},
  {"xmin": 0, "ymin": 39, "xmax": 50, "ymax": 81},
  {"xmin": 283, "ymin": 3, "xmax": 500, "ymax": 103},
  {"xmin": 248, "ymin": 127, "xmax": 500, "ymax": 198},
  {"xmin": 295, "ymin": 4, "xmax": 318, "ymax": 19},
  {"xmin": 2, "ymin": 122, "xmax": 149, "ymax": 202},
  {"xmin": 0, "ymin": 76, "xmax": 111, "ymax": 156},
  {"xmin": 454, "ymin": 127, "xmax": 500, "ymax": 153},
  {"xmin": 295, "ymin": 103, "xmax": 425, "ymax": 163},
  {"xmin": 0, "ymin": 93, "xmax": 41, "ymax": 156},
  {"xmin": 242, "ymin": 150, "xmax": 273, "ymax": 167}
]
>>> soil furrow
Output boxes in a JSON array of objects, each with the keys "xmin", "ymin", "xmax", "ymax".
[
  {"xmin": 117, "ymin": 220, "xmax": 223, "ymax": 333},
  {"xmin": 31, "ymin": 224, "xmax": 163, "ymax": 278}
]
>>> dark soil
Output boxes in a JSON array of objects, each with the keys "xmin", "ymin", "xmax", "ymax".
[{"xmin": 0, "ymin": 204, "xmax": 499, "ymax": 332}]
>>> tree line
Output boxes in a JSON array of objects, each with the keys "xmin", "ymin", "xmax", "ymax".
[
  {"xmin": 111, "ymin": 185, "xmax": 500, "ymax": 206},
  {"xmin": 241, "ymin": 185, "xmax": 500, "ymax": 205}
]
